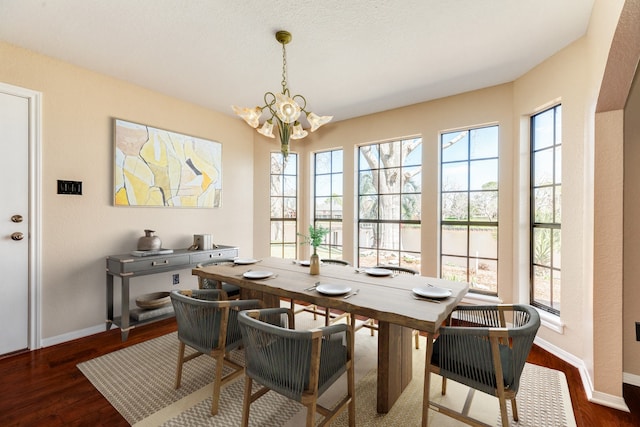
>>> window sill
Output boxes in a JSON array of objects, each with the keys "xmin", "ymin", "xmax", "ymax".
[
  {"xmin": 536, "ymin": 308, "xmax": 565, "ymax": 334},
  {"xmin": 459, "ymin": 294, "xmax": 565, "ymax": 333},
  {"xmin": 461, "ymin": 292, "xmax": 502, "ymax": 305}
]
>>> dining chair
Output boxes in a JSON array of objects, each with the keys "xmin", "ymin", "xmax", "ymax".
[
  {"xmin": 170, "ymin": 289, "xmax": 262, "ymax": 415},
  {"xmin": 369, "ymin": 265, "xmax": 422, "ymax": 349},
  {"xmin": 238, "ymin": 307, "xmax": 355, "ymax": 427},
  {"xmin": 291, "ymin": 258, "xmax": 351, "ymax": 326},
  {"xmin": 197, "ymin": 261, "xmax": 241, "ymax": 299},
  {"xmin": 428, "ymin": 304, "xmax": 540, "ymax": 427}
]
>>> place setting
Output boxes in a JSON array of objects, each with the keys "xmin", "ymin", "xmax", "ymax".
[
  {"xmin": 306, "ymin": 282, "xmax": 359, "ymax": 299},
  {"xmin": 240, "ymin": 269, "xmax": 277, "ymax": 280},
  {"xmin": 410, "ymin": 283, "xmax": 452, "ymax": 303},
  {"xmin": 355, "ymin": 267, "xmax": 396, "ymax": 277},
  {"xmin": 294, "ymin": 259, "xmax": 324, "ymax": 267},
  {"xmin": 232, "ymin": 257, "xmax": 261, "ymax": 266}
]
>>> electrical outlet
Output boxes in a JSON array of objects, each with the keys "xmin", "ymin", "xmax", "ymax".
[
  {"xmin": 636, "ymin": 322, "xmax": 640, "ymax": 341},
  {"xmin": 172, "ymin": 274, "xmax": 180, "ymax": 285}
]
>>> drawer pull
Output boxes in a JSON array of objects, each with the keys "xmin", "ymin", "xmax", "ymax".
[{"xmin": 152, "ymin": 260, "xmax": 169, "ymax": 266}]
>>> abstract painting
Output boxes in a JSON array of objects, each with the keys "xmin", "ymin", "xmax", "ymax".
[{"xmin": 114, "ymin": 119, "xmax": 222, "ymax": 207}]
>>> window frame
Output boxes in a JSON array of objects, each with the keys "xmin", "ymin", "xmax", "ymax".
[
  {"xmin": 530, "ymin": 104, "xmax": 562, "ymax": 315},
  {"xmin": 439, "ymin": 124, "xmax": 500, "ymax": 295},
  {"xmin": 313, "ymin": 149, "xmax": 344, "ymax": 260},
  {"xmin": 356, "ymin": 137, "xmax": 422, "ymax": 269},
  {"xmin": 270, "ymin": 152, "xmax": 298, "ymax": 259}
]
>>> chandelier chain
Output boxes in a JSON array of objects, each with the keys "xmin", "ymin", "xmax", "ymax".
[{"xmin": 281, "ymin": 42, "xmax": 288, "ymax": 94}]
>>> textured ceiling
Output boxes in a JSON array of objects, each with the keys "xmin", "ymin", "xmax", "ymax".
[{"xmin": 0, "ymin": 0, "xmax": 595, "ymax": 122}]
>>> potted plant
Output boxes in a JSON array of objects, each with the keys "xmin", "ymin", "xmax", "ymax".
[{"xmin": 298, "ymin": 225, "xmax": 329, "ymax": 275}]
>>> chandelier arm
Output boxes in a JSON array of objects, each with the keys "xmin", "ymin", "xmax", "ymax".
[
  {"xmin": 263, "ymin": 91, "xmax": 278, "ymax": 116},
  {"xmin": 278, "ymin": 118, "xmax": 291, "ymax": 156},
  {"xmin": 291, "ymin": 94, "xmax": 307, "ymax": 112}
]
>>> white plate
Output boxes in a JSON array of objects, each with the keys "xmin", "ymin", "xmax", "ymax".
[
  {"xmin": 298, "ymin": 260, "xmax": 323, "ymax": 267},
  {"xmin": 364, "ymin": 268, "xmax": 394, "ymax": 277},
  {"xmin": 234, "ymin": 258, "xmax": 259, "ymax": 265},
  {"xmin": 412, "ymin": 286, "xmax": 452, "ymax": 299},
  {"xmin": 243, "ymin": 270, "xmax": 274, "ymax": 280},
  {"xmin": 316, "ymin": 284, "xmax": 352, "ymax": 295}
]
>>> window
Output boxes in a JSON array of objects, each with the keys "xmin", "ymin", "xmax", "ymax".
[
  {"xmin": 270, "ymin": 152, "xmax": 297, "ymax": 258},
  {"xmin": 313, "ymin": 149, "xmax": 343, "ymax": 259},
  {"xmin": 357, "ymin": 138, "xmax": 422, "ymax": 269},
  {"xmin": 440, "ymin": 125, "xmax": 499, "ymax": 294},
  {"xmin": 531, "ymin": 105, "xmax": 561, "ymax": 314}
]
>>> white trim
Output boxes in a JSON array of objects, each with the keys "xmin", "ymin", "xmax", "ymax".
[
  {"xmin": 460, "ymin": 292, "xmax": 502, "ymax": 305},
  {"xmin": 623, "ymin": 372, "xmax": 640, "ymax": 388},
  {"xmin": 537, "ymin": 308, "xmax": 565, "ymax": 334},
  {"xmin": 590, "ymin": 390, "xmax": 631, "ymax": 413},
  {"xmin": 0, "ymin": 82, "xmax": 43, "ymax": 351},
  {"xmin": 535, "ymin": 335, "xmax": 630, "ymax": 412},
  {"xmin": 41, "ymin": 324, "xmax": 106, "ymax": 348}
]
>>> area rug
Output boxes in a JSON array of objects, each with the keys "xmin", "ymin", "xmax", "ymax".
[{"xmin": 78, "ymin": 314, "xmax": 576, "ymax": 426}]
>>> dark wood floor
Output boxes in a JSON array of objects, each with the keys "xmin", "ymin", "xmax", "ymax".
[{"xmin": 1, "ymin": 317, "xmax": 639, "ymax": 426}]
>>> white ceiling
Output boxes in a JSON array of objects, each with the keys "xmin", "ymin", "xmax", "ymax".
[{"xmin": 0, "ymin": 0, "xmax": 594, "ymax": 122}]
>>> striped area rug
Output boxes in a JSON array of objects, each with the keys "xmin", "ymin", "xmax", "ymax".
[{"xmin": 78, "ymin": 313, "xmax": 575, "ymax": 426}]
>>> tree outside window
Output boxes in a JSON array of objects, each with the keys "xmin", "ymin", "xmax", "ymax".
[{"xmin": 357, "ymin": 138, "xmax": 422, "ymax": 269}]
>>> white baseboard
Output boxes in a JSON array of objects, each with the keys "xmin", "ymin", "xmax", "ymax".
[
  {"xmin": 623, "ymin": 372, "xmax": 640, "ymax": 388},
  {"xmin": 534, "ymin": 336, "xmax": 630, "ymax": 413},
  {"xmin": 40, "ymin": 323, "xmax": 105, "ymax": 348}
]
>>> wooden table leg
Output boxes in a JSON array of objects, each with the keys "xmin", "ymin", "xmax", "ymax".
[
  {"xmin": 377, "ymin": 321, "xmax": 413, "ymax": 413},
  {"xmin": 239, "ymin": 288, "xmax": 280, "ymax": 308}
]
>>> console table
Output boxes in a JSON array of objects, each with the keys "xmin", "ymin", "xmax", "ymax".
[{"xmin": 106, "ymin": 246, "xmax": 238, "ymax": 340}]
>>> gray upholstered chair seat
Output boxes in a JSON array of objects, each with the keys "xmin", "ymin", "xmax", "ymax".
[
  {"xmin": 238, "ymin": 307, "xmax": 355, "ymax": 427},
  {"xmin": 428, "ymin": 304, "xmax": 540, "ymax": 427},
  {"xmin": 170, "ymin": 289, "xmax": 261, "ymax": 415}
]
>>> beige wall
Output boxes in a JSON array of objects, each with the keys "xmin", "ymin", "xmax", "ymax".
[
  {"xmin": 624, "ymin": 65, "xmax": 640, "ymax": 376},
  {"xmin": 0, "ymin": 0, "xmax": 636, "ymax": 407},
  {"xmin": 0, "ymin": 41, "xmax": 256, "ymax": 339}
]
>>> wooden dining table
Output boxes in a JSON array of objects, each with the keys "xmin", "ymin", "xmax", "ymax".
[{"xmin": 192, "ymin": 257, "xmax": 468, "ymax": 425}]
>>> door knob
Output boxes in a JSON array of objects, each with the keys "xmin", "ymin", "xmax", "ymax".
[
  {"xmin": 11, "ymin": 232, "xmax": 24, "ymax": 241},
  {"xmin": 11, "ymin": 215, "xmax": 23, "ymax": 223}
]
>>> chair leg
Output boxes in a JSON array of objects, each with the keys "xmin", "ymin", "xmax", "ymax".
[
  {"xmin": 511, "ymin": 397, "xmax": 519, "ymax": 421},
  {"xmin": 174, "ymin": 342, "xmax": 186, "ymax": 389},
  {"xmin": 497, "ymin": 395, "xmax": 509, "ymax": 427},
  {"xmin": 413, "ymin": 329, "xmax": 420, "ymax": 349},
  {"xmin": 210, "ymin": 354, "xmax": 225, "ymax": 415},
  {"xmin": 241, "ymin": 377, "xmax": 253, "ymax": 427},
  {"xmin": 305, "ymin": 401, "xmax": 317, "ymax": 427},
  {"xmin": 441, "ymin": 377, "xmax": 447, "ymax": 395}
]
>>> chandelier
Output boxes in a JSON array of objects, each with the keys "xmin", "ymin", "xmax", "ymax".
[{"xmin": 232, "ymin": 30, "xmax": 332, "ymax": 157}]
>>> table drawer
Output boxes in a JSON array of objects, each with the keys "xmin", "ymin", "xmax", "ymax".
[
  {"xmin": 117, "ymin": 254, "xmax": 191, "ymax": 274},
  {"xmin": 190, "ymin": 248, "xmax": 239, "ymax": 264}
]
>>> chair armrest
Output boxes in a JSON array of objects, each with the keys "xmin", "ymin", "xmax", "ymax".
[
  {"xmin": 314, "ymin": 322, "xmax": 349, "ymax": 336},
  {"xmin": 230, "ymin": 299, "xmax": 263, "ymax": 310}
]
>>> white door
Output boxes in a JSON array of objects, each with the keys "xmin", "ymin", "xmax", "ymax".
[{"xmin": 0, "ymin": 90, "xmax": 30, "ymax": 354}]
